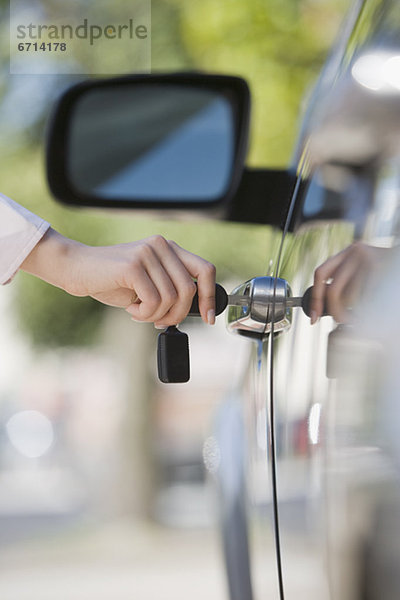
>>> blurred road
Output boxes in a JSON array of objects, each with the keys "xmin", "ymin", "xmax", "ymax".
[
  {"xmin": 0, "ymin": 519, "xmax": 227, "ymax": 600},
  {"xmin": 0, "ymin": 517, "xmax": 327, "ymax": 600}
]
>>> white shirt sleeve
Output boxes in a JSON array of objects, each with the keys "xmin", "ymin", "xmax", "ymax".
[{"xmin": 0, "ymin": 192, "xmax": 50, "ymax": 285}]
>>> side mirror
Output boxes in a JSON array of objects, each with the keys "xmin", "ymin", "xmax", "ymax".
[{"xmin": 47, "ymin": 73, "xmax": 250, "ymax": 211}]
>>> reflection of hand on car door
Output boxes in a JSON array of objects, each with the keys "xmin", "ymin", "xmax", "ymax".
[{"xmin": 310, "ymin": 242, "xmax": 388, "ymax": 324}]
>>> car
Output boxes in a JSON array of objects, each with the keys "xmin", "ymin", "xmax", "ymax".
[{"xmin": 45, "ymin": 0, "xmax": 400, "ymax": 598}]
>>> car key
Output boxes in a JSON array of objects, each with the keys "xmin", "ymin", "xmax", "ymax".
[
  {"xmin": 158, "ymin": 283, "xmax": 328, "ymax": 384},
  {"xmin": 157, "ymin": 283, "xmax": 229, "ymax": 384},
  {"xmin": 157, "ymin": 326, "xmax": 190, "ymax": 383},
  {"xmin": 187, "ymin": 283, "xmax": 229, "ymax": 316}
]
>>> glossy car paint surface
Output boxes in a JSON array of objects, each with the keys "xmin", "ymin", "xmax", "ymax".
[{"xmin": 227, "ymin": 1, "xmax": 400, "ymax": 599}]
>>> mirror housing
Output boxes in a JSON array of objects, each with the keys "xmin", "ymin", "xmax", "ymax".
[{"xmin": 47, "ymin": 72, "xmax": 250, "ymax": 211}]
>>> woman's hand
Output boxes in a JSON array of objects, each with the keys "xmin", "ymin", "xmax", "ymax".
[
  {"xmin": 310, "ymin": 242, "xmax": 387, "ymax": 324},
  {"xmin": 20, "ymin": 229, "xmax": 216, "ymax": 328}
]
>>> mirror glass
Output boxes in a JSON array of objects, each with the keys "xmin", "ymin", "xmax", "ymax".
[{"xmin": 67, "ymin": 84, "xmax": 235, "ymax": 202}]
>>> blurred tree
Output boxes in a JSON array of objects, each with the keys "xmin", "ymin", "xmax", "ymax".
[{"xmin": 170, "ymin": 0, "xmax": 347, "ymax": 165}]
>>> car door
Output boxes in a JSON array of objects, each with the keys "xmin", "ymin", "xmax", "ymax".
[
  {"xmin": 271, "ymin": 164, "xmax": 355, "ymax": 600},
  {"xmin": 222, "ymin": 166, "xmax": 356, "ymax": 600},
  {"xmin": 220, "ymin": 4, "xmax": 364, "ymax": 595},
  {"xmin": 272, "ymin": 158, "xmax": 400, "ymax": 600},
  {"xmin": 269, "ymin": 1, "xmax": 400, "ymax": 599}
]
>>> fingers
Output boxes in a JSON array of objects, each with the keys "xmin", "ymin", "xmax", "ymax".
[
  {"xmin": 124, "ymin": 242, "xmax": 181, "ymax": 324},
  {"xmin": 167, "ymin": 240, "xmax": 216, "ymax": 325},
  {"xmin": 311, "ymin": 243, "xmax": 372, "ymax": 324},
  {"xmin": 123, "ymin": 236, "xmax": 215, "ymax": 327},
  {"xmin": 92, "ymin": 287, "xmax": 140, "ymax": 309},
  {"xmin": 148, "ymin": 237, "xmax": 198, "ymax": 327},
  {"xmin": 324, "ymin": 253, "xmax": 362, "ymax": 323},
  {"xmin": 312, "ymin": 248, "xmax": 351, "ymax": 323}
]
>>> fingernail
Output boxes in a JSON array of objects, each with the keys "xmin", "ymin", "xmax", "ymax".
[
  {"xmin": 154, "ymin": 324, "xmax": 168, "ymax": 330},
  {"xmin": 207, "ymin": 309, "xmax": 215, "ymax": 325},
  {"xmin": 310, "ymin": 310, "xmax": 317, "ymax": 325}
]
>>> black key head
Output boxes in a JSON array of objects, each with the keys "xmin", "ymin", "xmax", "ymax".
[{"xmin": 157, "ymin": 326, "xmax": 190, "ymax": 383}]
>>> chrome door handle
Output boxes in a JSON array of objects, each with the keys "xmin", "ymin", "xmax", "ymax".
[{"xmin": 226, "ymin": 276, "xmax": 293, "ymax": 340}]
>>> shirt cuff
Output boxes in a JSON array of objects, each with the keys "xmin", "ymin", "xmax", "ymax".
[
  {"xmin": 1, "ymin": 221, "xmax": 51, "ymax": 285},
  {"xmin": 0, "ymin": 192, "xmax": 51, "ymax": 285}
]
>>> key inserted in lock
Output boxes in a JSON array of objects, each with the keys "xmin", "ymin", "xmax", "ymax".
[
  {"xmin": 189, "ymin": 282, "xmax": 327, "ymax": 319},
  {"xmin": 157, "ymin": 280, "xmax": 329, "ymax": 384}
]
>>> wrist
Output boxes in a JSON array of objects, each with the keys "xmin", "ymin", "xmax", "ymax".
[{"xmin": 20, "ymin": 228, "xmax": 85, "ymax": 293}]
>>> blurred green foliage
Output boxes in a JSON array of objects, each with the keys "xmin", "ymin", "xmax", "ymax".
[
  {"xmin": 167, "ymin": 0, "xmax": 347, "ymax": 166},
  {"xmin": 0, "ymin": 0, "xmax": 347, "ymax": 347},
  {"xmin": 18, "ymin": 276, "xmax": 104, "ymax": 347}
]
